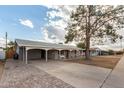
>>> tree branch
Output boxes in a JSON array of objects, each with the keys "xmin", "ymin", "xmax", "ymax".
[
  {"xmin": 91, "ymin": 6, "xmax": 124, "ymax": 29},
  {"xmin": 95, "ymin": 16, "xmax": 124, "ymax": 31}
]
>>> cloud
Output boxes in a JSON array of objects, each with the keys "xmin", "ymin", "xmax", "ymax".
[
  {"xmin": 19, "ymin": 19, "xmax": 34, "ymax": 28},
  {"xmin": 41, "ymin": 27, "xmax": 61, "ymax": 43},
  {"xmin": 46, "ymin": 5, "xmax": 76, "ymax": 22},
  {"xmin": 46, "ymin": 25, "xmax": 65, "ymax": 40},
  {"xmin": 0, "ymin": 37, "xmax": 10, "ymax": 48},
  {"xmin": 42, "ymin": 5, "xmax": 77, "ymax": 44}
]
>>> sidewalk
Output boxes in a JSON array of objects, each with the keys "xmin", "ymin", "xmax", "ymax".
[{"xmin": 102, "ymin": 55, "xmax": 124, "ymax": 88}]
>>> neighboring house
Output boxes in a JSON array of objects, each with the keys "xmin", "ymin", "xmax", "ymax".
[
  {"xmin": 81, "ymin": 48, "xmax": 101, "ymax": 56},
  {"xmin": 90, "ymin": 48, "xmax": 101, "ymax": 56},
  {"xmin": 0, "ymin": 47, "xmax": 5, "ymax": 59},
  {"xmin": 15, "ymin": 39, "xmax": 83, "ymax": 64},
  {"xmin": 90, "ymin": 46, "xmax": 110, "ymax": 56}
]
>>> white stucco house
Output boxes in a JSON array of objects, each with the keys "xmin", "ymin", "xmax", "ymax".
[{"xmin": 15, "ymin": 39, "xmax": 84, "ymax": 64}]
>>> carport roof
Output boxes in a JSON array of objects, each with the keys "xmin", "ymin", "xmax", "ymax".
[{"xmin": 15, "ymin": 39, "xmax": 82, "ymax": 50}]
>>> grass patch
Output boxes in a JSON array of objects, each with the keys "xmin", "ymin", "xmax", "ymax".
[{"xmin": 64, "ymin": 55, "xmax": 122, "ymax": 69}]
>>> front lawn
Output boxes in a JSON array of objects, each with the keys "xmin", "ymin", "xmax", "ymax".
[{"xmin": 65, "ymin": 55, "xmax": 122, "ymax": 69}]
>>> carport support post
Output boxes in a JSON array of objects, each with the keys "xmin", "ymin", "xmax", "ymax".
[
  {"xmin": 76, "ymin": 50, "xmax": 78, "ymax": 58},
  {"xmin": 75, "ymin": 50, "xmax": 77, "ymax": 58},
  {"xmin": 69, "ymin": 50, "xmax": 71, "ymax": 59},
  {"xmin": 45, "ymin": 49, "xmax": 48, "ymax": 62},
  {"xmin": 23, "ymin": 46, "xmax": 25, "ymax": 62},
  {"xmin": 58, "ymin": 50, "xmax": 61, "ymax": 60},
  {"xmin": 25, "ymin": 49, "xmax": 28, "ymax": 64}
]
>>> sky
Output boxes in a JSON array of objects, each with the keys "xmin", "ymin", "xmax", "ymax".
[
  {"xmin": 0, "ymin": 5, "xmax": 124, "ymax": 50},
  {"xmin": 0, "ymin": 5, "xmax": 47, "ymax": 47},
  {"xmin": 0, "ymin": 5, "xmax": 77, "ymax": 47}
]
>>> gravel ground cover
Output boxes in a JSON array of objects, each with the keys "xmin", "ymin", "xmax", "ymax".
[{"xmin": 0, "ymin": 59, "xmax": 73, "ymax": 88}]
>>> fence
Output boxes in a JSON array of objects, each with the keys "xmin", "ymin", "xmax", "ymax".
[{"xmin": 6, "ymin": 47, "xmax": 15, "ymax": 59}]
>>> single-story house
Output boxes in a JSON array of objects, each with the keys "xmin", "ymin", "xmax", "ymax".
[
  {"xmin": 81, "ymin": 48, "xmax": 102, "ymax": 56},
  {"xmin": 89, "ymin": 48, "xmax": 101, "ymax": 56},
  {"xmin": 15, "ymin": 39, "xmax": 84, "ymax": 64}
]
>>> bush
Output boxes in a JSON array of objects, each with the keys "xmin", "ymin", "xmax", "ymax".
[
  {"xmin": 116, "ymin": 51, "xmax": 124, "ymax": 55},
  {"xmin": 108, "ymin": 50, "xmax": 114, "ymax": 55}
]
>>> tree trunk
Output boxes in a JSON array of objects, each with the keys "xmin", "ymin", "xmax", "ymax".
[
  {"xmin": 85, "ymin": 5, "xmax": 91, "ymax": 60},
  {"xmin": 85, "ymin": 33, "xmax": 90, "ymax": 59}
]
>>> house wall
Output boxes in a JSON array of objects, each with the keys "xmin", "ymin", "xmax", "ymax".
[
  {"xmin": 60, "ymin": 50, "xmax": 81, "ymax": 59},
  {"xmin": 19, "ymin": 47, "xmax": 25, "ymax": 60},
  {"xmin": 61, "ymin": 50, "xmax": 68, "ymax": 59},
  {"xmin": 48, "ymin": 50, "xmax": 59, "ymax": 60},
  {"xmin": 69, "ymin": 50, "xmax": 76, "ymax": 58},
  {"xmin": 19, "ymin": 48, "xmax": 46, "ymax": 60},
  {"xmin": 27, "ymin": 49, "xmax": 42, "ymax": 60},
  {"xmin": 76, "ymin": 50, "xmax": 82, "ymax": 58}
]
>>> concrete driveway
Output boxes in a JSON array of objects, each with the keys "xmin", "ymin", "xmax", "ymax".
[{"xmin": 30, "ymin": 60, "xmax": 111, "ymax": 88}]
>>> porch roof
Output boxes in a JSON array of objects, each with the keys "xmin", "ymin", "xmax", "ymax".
[{"xmin": 15, "ymin": 39, "xmax": 82, "ymax": 50}]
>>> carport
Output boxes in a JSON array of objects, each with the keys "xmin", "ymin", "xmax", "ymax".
[{"xmin": 15, "ymin": 39, "xmax": 83, "ymax": 64}]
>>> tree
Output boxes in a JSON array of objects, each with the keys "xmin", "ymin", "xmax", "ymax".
[
  {"xmin": 108, "ymin": 49, "xmax": 114, "ymax": 55},
  {"xmin": 7, "ymin": 41, "xmax": 15, "ymax": 52},
  {"xmin": 65, "ymin": 5, "xmax": 124, "ymax": 59},
  {"xmin": 77, "ymin": 42, "xmax": 85, "ymax": 49},
  {"xmin": 8, "ymin": 41, "xmax": 15, "ymax": 47}
]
